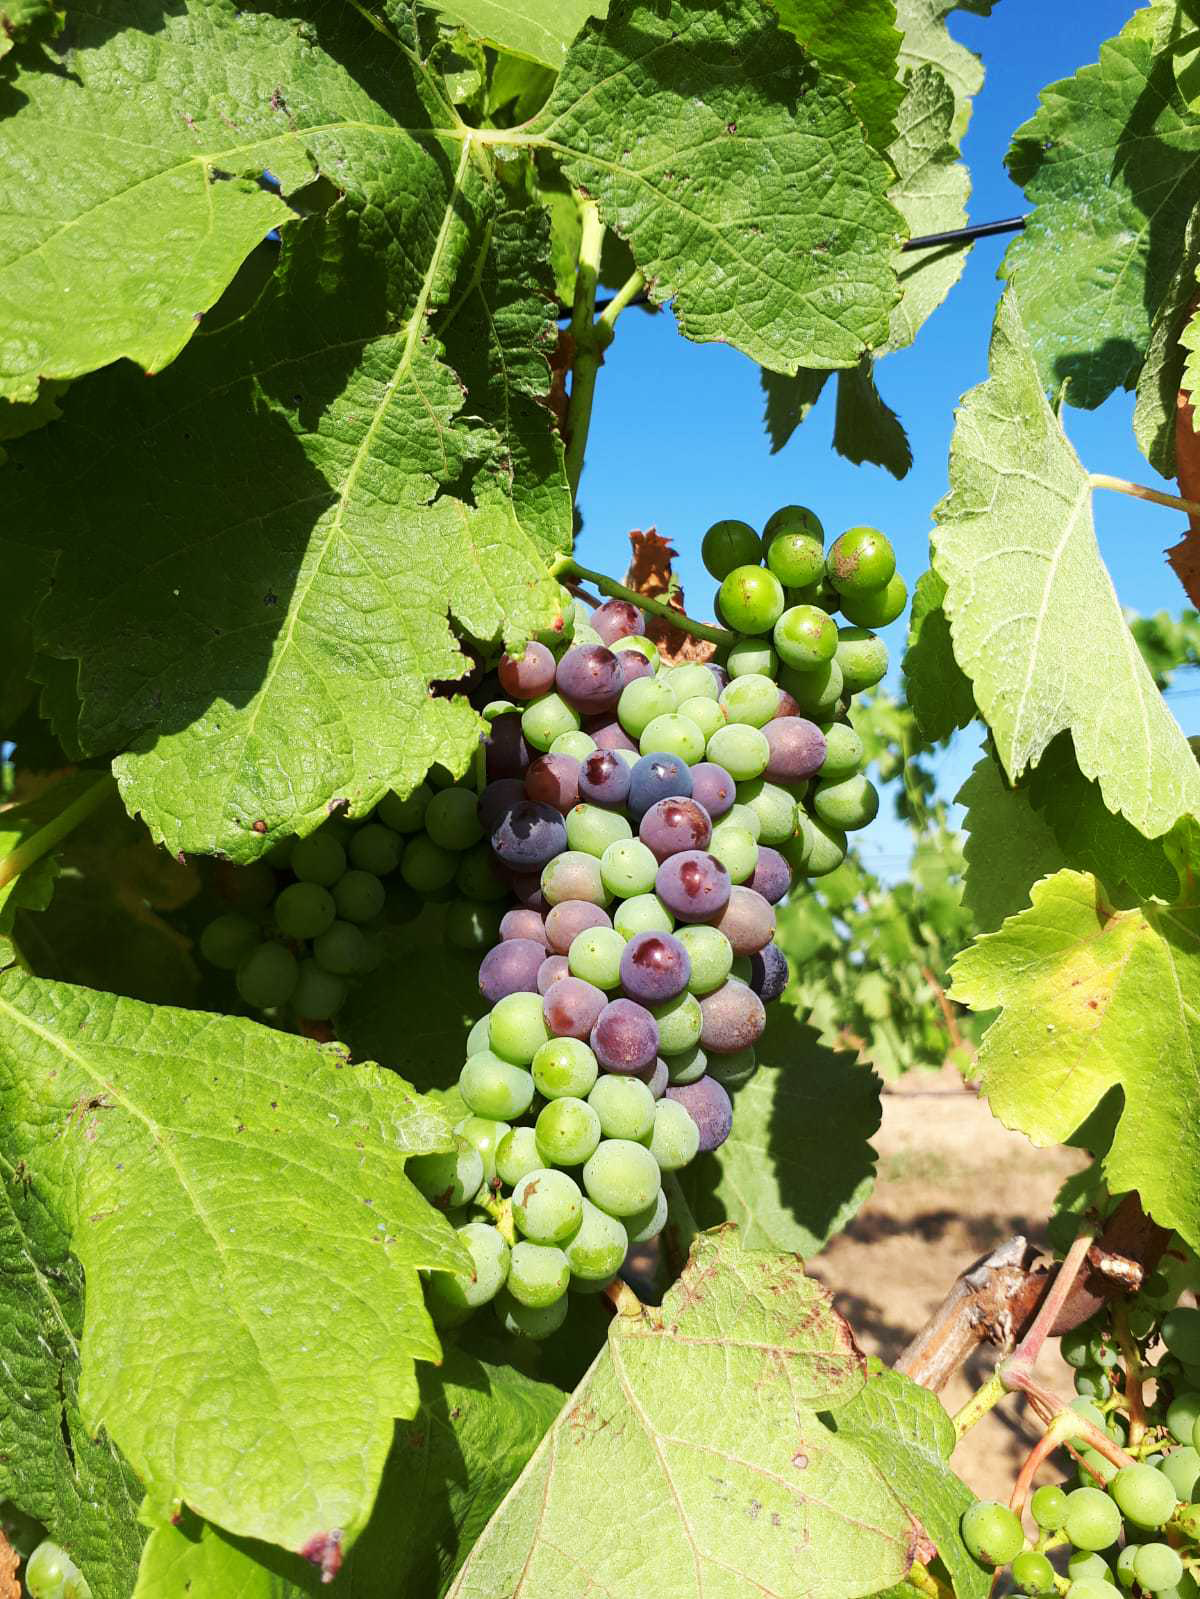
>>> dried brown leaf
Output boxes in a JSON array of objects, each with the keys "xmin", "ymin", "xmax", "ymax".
[
  {"xmin": 623, "ymin": 528, "xmax": 716, "ymax": 665},
  {"xmin": 0, "ymin": 1530, "xmax": 19, "ymax": 1599},
  {"xmin": 1169, "ymin": 384, "xmax": 1200, "ymax": 606}
]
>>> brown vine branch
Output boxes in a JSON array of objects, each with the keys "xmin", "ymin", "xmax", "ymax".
[{"xmin": 920, "ymin": 966, "xmax": 964, "ymax": 1052}]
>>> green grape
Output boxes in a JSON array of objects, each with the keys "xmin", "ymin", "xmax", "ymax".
[
  {"xmin": 959, "ymin": 1501, "xmax": 1024, "ymax": 1566},
  {"xmin": 566, "ymin": 802, "xmax": 633, "ymax": 858},
  {"xmin": 724, "ymin": 801, "xmax": 763, "ymax": 841},
  {"xmin": 718, "ymin": 565, "xmax": 785, "ymax": 635},
  {"xmin": 408, "ymin": 1138, "xmax": 484, "ymax": 1208},
  {"xmin": 812, "ymin": 773, "xmax": 879, "ymax": 831},
  {"xmin": 666, "ymin": 663, "xmax": 719, "ymax": 702},
  {"xmin": 1164, "ymin": 1310, "xmax": 1200, "ymax": 1365},
  {"xmin": 707, "ymin": 1045, "xmax": 757, "ymax": 1089},
  {"xmin": 1116, "ymin": 1544, "xmax": 1140, "ymax": 1590},
  {"xmin": 542, "ymin": 850, "xmax": 610, "ymax": 908},
  {"xmin": 651, "ymin": 992, "xmax": 703, "ymax": 1055},
  {"xmin": 676, "ymin": 925, "xmax": 734, "ymax": 995},
  {"xmin": 522, "ymin": 692, "xmax": 582, "ymax": 752},
  {"xmin": 679, "ymin": 696, "xmax": 726, "ymax": 740},
  {"xmin": 650, "ymin": 1098, "xmax": 701, "ymax": 1171},
  {"xmin": 780, "ymin": 657, "xmax": 844, "ymax": 718},
  {"xmin": 1068, "ymin": 1582, "xmax": 1118, "ymax": 1599},
  {"xmin": 840, "ymin": 572, "xmax": 908, "ymax": 628},
  {"xmin": 460, "ymin": 1051, "xmax": 536, "ymax": 1119},
  {"xmin": 582, "ymin": 1138, "xmax": 663, "ymax": 1217},
  {"xmin": 1063, "ymin": 1485, "xmax": 1122, "ymax": 1550},
  {"xmin": 313, "ymin": 919, "xmax": 370, "ymax": 975},
  {"xmin": 1110, "ymin": 1464, "xmax": 1176, "ymax": 1529},
  {"xmin": 199, "ymin": 912, "xmax": 260, "ymax": 971},
  {"xmin": 425, "ymin": 787, "xmax": 484, "ymax": 851},
  {"xmin": 1159, "ymin": 1443, "xmax": 1200, "ymax": 1500},
  {"xmin": 456, "ymin": 843, "xmax": 508, "ymax": 902},
  {"xmin": 1077, "ymin": 1447, "xmax": 1118, "ymax": 1485},
  {"xmin": 1127, "ymin": 1301, "xmax": 1158, "ymax": 1340},
  {"xmin": 236, "ymin": 943, "xmax": 298, "ymax": 1009},
  {"xmin": 1012, "ymin": 1549, "xmax": 1056, "ymax": 1594},
  {"xmin": 532, "ymin": 1037, "xmax": 599, "ymax": 1100},
  {"xmin": 506, "ymin": 1240, "xmax": 571, "ymax": 1307},
  {"xmin": 221, "ymin": 859, "xmax": 279, "ymax": 910},
  {"xmin": 428, "ymin": 1221, "xmax": 510, "ymax": 1317},
  {"xmin": 496, "ymin": 1124, "xmax": 543, "ymax": 1188},
  {"xmin": 1075, "ymin": 1366, "xmax": 1112, "ymax": 1401},
  {"xmin": 719, "ymin": 674, "xmax": 781, "ymax": 728},
  {"xmin": 734, "ymin": 778, "xmax": 797, "ymax": 846},
  {"xmin": 731, "ymin": 954, "xmax": 752, "ymax": 983},
  {"xmin": 702, "ymin": 518, "xmax": 762, "ymax": 579},
  {"xmin": 666, "ymin": 1042, "xmax": 708, "ymax": 1084},
  {"xmin": 706, "ymin": 723, "xmax": 770, "ymax": 781},
  {"xmin": 1031, "ymin": 1482, "xmax": 1069, "ymax": 1530},
  {"xmin": 536, "ymin": 1097, "xmax": 602, "ymax": 1166},
  {"xmin": 781, "ymin": 812, "xmax": 845, "ymax": 876},
  {"xmin": 1135, "ymin": 1546, "xmax": 1184, "ymax": 1593},
  {"xmin": 618, "ymin": 677, "xmax": 677, "ymax": 739},
  {"xmin": 494, "ymin": 1285, "xmax": 568, "ymax": 1339},
  {"xmin": 588, "ymin": 1074, "xmax": 656, "ymax": 1141},
  {"xmin": 835, "ymin": 627, "xmax": 889, "ymax": 694},
  {"xmin": 512, "ymin": 1168, "xmax": 584, "ymax": 1243},
  {"xmin": 26, "ymin": 1541, "xmax": 90, "ymax": 1599},
  {"xmin": 626, "ymin": 1186, "xmax": 669, "ymax": 1243},
  {"xmin": 773, "ymin": 605, "xmax": 838, "ymax": 672},
  {"xmin": 551, "ymin": 730, "xmax": 598, "ymax": 759},
  {"xmin": 564, "ymin": 1199, "xmax": 628, "ymax": 1282},
  {"xmin": 602, "ymin": 838, "xmax": 662, "ymax": 899},
  {"xmin": 292, "ymin": 830, "xmax": 347, "ymax": 886},
  {"xmin": 331, "ymin": 869, "xmax": 386, "ymax": 925},
  {"xmin": 482, "ymin": 700, "xmax": 518, "ymax": 721},
  {"xmin": 639, "ymin": 712, "xmax": 708, "ymax": 764},
  {"xmin": 765, "ymin": 528, "xmax": 825, "ymax": 589},
  {"xmin": 467, "ymin": 1013, "xmax": 492, "ymax": 1055},
  {"xmin": 726, "ymin": 638, "xmax": 779, "ymax": 678},
  {"xmin": 1070, "ymin": 1396, "xmax": 1107, "ymax": 1428},
  {"xmin": 455, "ymin": 1115, "xmax": 510, "ymax": 1185},
  {"xmin": 611, "ymin": 634, "xmax": 661, "ymax": 663},
  {"xmin": 613, "ymin": 893, "xmax": 675, "ymax": 939},
  {"xmin": 446, "ymin": 899, "xmax": 503, "ymax": 950},
  {"xmin": 292, "ymin": 958, "xmax": 347, "ymax": 1021},
  {"xmin": 568, "ymin": 926, "xmax": 626, "ymax": 990},
  {"xmin": 817, "ymin": 722, "xmax": 865, "ymax": 781},
  {"xmin": 764, "ymin": 504, "xmax": 823, "ymax": 545},
  {"xmin": 489, "ymin": 992, "xmax": 551, "ymax": 1064},
  {"xmin": 1069, "ymin": 1551, "xmax": 1114, "ymax": 1584},
  {"xmin": 401, "ymin": 835, "xmax": 458, "ymax": 893},
  {"xmin": 378, "ymin": 783, "xmax": 432, "ymax": 833},
  {"xmin": 825, "ymin": 526, "xmax": 896, "ymax": 596},
  {"xmin": 349, "ymin": 821, "xmax": 404, "ymax": 876},
  {"xmin": 1167, "ymin": 1392, "xmax": 1200, "ymax": 1444}
]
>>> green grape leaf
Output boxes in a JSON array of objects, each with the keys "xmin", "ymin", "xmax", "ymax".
[
  {"xmin": 0, "ymin": 1179, "xmax": 144, "ymax": 1599},
  {"xmin": 894, "ymin": 0, "xmax": 994, "ymax": 143},
  {"xmin": 0, "ymin": 969, "xmax": 470, "ymax": 1556},
  {"xmin": 418, "ymin": 0, "xmax": 608, "ymax": 66},
  {"xmin": 0, "ymin": 534, "xmax": 54, "ymax": 727},
  {"xmin": 134, "ymin": 1351, "xmax": 563, "ymax": 1598},
  {"xmin": 932, "ymin": 289, "xmax": 1200, "ymax": 838},
  {"xmin": 448, "ymin": 1230, "xmax": 925, "ymax": 1599},
  {"xmin": 676, "ymin": 1005, "xmax": 880, "ymax": 1254},
  {"xmin": 957, "ymin": 750, "xmax": 1066, "ymax": 936},
  {"xmin": 0, "ymin": 772, "xmax": 113, "ymax": 966},
  {"xmin": 761, "ymin": 367, "xmax": 831, "ymax": 454},
  {"xmin": 1001, "ymin": 6, "xmax": 1200, "ymax": 410},
  {"xmin": 0, "ymin": 0, "xmax": 63, "ymax": 59},
  {"xmin": 768, "ymin": 0, "xmax": 905, "ymax": 152},
  {"xmin": 901, "ymin": 570, "xmax": 975, "ymax": 743},
  {"xmin": 949, "ymin": 869, "xmax": 1200, "ymax": 1253},
  {"xmin": 833, "ymin": 358, "xmax": 912, "ymax": 479},
  {"xmin": 830, "ymin": 1362, "xmax": 987, "ymax": 1599},
  {"xmin": 535, "ymin": 0, "xmax": 905, "ymax": 374},
  {"xmin": 1133, "ymin": 208, "xmax": 1200, "ymax": 478},
  {"xmin": 11, "ymin": 207, "xmax": 566, "ymax": 863}
]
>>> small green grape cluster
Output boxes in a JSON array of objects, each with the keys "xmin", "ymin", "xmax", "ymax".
[
  {"xmin": 961, "ymin": 1250, "xmax": 1200, "ymax": 1599},
  {"xmin": 21, "ymin": 1539, "xmax": 92, "ymax": 1599}
]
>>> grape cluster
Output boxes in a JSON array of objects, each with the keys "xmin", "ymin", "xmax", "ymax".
[
  {"xmin": 961, "ymin": 1251, "xmax": 1200, "ymax": 1599},
  {"xmin": 21, "ymin": 1540, "xmax": 91, "ymax": 1599}
]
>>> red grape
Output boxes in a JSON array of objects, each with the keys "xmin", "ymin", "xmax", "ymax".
[
  {"xmin": 545, "ymin": 899, "xmax": 612, "ymax": 955},
  {"xmin": 479, "ymin": 938, "xmax": 545, "ymax": 1003},
  {"xmin": 592, "ymin": 599, "xmax": 645, "ymax": 643},
  {"xmin": 666, "ymin": 1076, "xmax": 733, "ymax": 1152},
  {"xmin": 655, "ymin": 850, "xmax": 731, "ymax": 923},
  {"xmin": 555, "ymin": 644, "xmax": 623, "ymax": 712},
  {"xmin": 498, "ymin": 640, "xmax": 557, "ymax": 699},
  {"xmin": 578, "ymin": 749, "xmax": 632, "ymax": 808},
  {"xmin": 698, "ymin": 980, "xmax": 765, "ymax": 1052},
  {"xmin": 619, "ymin": 931, "xmax": 692, "ymax": 1003},
  {"xmin": 499, "ymin": 907, "xmax": 548, "ymax": 944},
  {"xmin": 543, "ymin": 976, "xmax": 607, "ymax": 1039},
  {"xmin": 638, "ymin": 797, "xmax": 713, "ymax": 861},
  {"xmin": 591, "ymin": 997, "xmax": 660, "ymax": 1073},
  {"xmin": 525, "ymin": 754, "xmax": 582, "ymax": 814}
]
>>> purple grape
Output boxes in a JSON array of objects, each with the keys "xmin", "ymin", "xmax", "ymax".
[
  {"xmin": 505, "ymin": 871, "xmax": 549, "ymax": 913},
  {"xmin": 636, "ymin": 1057, "xmax": 670, "ymax": 1098},
  {"xmin": 591, "ymin": 998, "xmax": 659, "ymax": 1073},
  {"xmin": 555, "ymin": 644, "xmax": 622, "ymax": 712},
  {"xmin": 544, "ymin": 976, "xmax": 607, "ymax": 1040},
  {"xmin": 774, "ymin": 688, "xmax": 802, "ymax": 719},
  {"xmin": 619, "ymin": 931, "xmax": 692, "ymax": 1003},
  {"xmin": 666, "ymin": 1076, "xmax": 733, "ymax": 1152},
  {"xmin": 710, "ymin": 886, "xmax": 775, "ymax": 955},
  {"xmin": 763, "ymin": 717, "xmax": 827, "ymax": 782},
  {"xmin": 629, "ymin": 753, "xmax": 692, "ymax": 821},
  {"xmin": 498, "ymin": 640, "xmax": 557, "ymax": 700},
  {"xmin": 545, "ymin": 899, "xmax": 612, "ymax": 955},
  {"xmin": 749, "ymin": 847, "xmax": 791, "ymax": 905},
  {"xmin": 484, "ymin": 713, "xmax": 531, "ymax": 781},
  {"xmin": 525, "ymin": 754, "xmax": 581, "ymax": 814},
  {"xmin": 537, "ymin": 954, "xmax": 570, "ymax": 994},
  {"xmin": 706, "ymin": 662, "xmax": 730, "ymax": 692},
  {"xmin": 639, "ymin": 797, "xmax": 713, "ymax": 862},
  {"xmin": 655, "ymin": 851, "xmax": 731, "ymax": 923},
  {"xmin": 616, "ymin": 650, "xmax": 654, "ymax": 688},
  {"xmin": 698, "ymin": 980, "xmax": 765, "ymax": 1053},
  {"xmin": 578, "ymin": 749, "xmax": 633, "ymax": 808},
  {"xmin": 592, "ymin": 599, "xmax": 645, "ymax": 643},
  {"xmin": 479, "ymin": 778, "xmax": 525, "ymax": 832},
  {"xmin": 689, "ymin": 762, "xmax": 736, "ymax": 820},
  {"xmin": 499, "ymin": 907, "xmax": 548, "ymax": 945},
  {"xmin": 748, "ymin": 942, "xmax": 788, "ymax": 1002},
  {"xmin": 491, "ymin": 800, "xmax": 568, "ymax": 870},
  {"xmin": 585, "ymin": 715, "xmax": 639, "ymax": 754},
  {"xmin": 478, "ymin": 938, "xmax": 545, "ymax": 1002}
]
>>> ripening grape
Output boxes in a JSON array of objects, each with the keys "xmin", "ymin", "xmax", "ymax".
[
  {"xmin": 689, "ymin": 762, "xmax": 736, "ymax": 818},
  {"xmin": 959, "ymin": 1500, "xmax": 1024, "ymax": 1566},
  {"xmin": 591, "ymin": 598, "xmax": 646, "ymax": 644},
  {"xmin": 698, "ymin": 980, "xmax": 765, "ymax": 1054},
  {"xmin": 500, "ymin": 907, "xmax": 549, "ymax": 945},
  {"xmin": 525, "ymin": 754, "xmax": 582, "ymax": 814},
  {"xmin": 541, "ymin": 850, "xmax": 610, "ymax": 907},
  {"xmin": 710, "ymin": 886, "xmax": 775, "ymax": 956},
  {"xmin": 543, "ymin": 976, "xmax": 607, "ymax": 1041},
  {"xmin": 665, "ymin": 1076, "xmax": 733, "ymax": 1152},
  {"xmin": 628, "ymin": 752, "xmax": 693, "ymax": 820},
  {"xmin": 499, "ymin": 641, "xmax": 558, "ymax": 700},
  {"xmin": 748, "ymin": 847, "xmax": 791, "ymax": 905},
  {"xmin": 619, "ymin": 931, "xmax": 692, "ymax": 1004},
  {"xmin": 639, "ymin": 797, "xmax": 713, "ymax": 861},
  {"xmin": 655, "ymin": 850, "xmax": 731, "ymax": 922},
  {"xmin": 478, "ymin": 938, "xmax": 545, "ymax": 1003},
  {"xmin": 579, "ymin": 749, "xmax": 633, "ymax": 808},
  {"xmin": 591, "ymin": 997, "xmax": 660, "ymax": 1073},
  {"xmin": 748, "ymin": 943, "xmax": 788, "ymax": 1002},
  {"xmin": 555, "ymin": 644, "xmax": 624, "ymax": 713},
  {"xmin": 544, "ymin": 899, "xmax": 610, "ymax": 955},
  {"xmin": 491, "ymin": 800, "xmax": 569, "ymax": 872}
]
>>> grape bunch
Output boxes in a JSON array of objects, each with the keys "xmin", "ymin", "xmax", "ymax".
[
  {"xmin": 21, "ymin": 1540, "xmax": 91, "ymax": 1599},
  {"xmin": 961, "ymin": 1247, "xmax": 1200, "ymax": 1599}
]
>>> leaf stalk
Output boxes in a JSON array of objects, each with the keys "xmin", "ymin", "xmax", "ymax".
[
  {"xmin": 564, "ymin": 201, "xmax": 608, "ymax": 501},
  {"xmin": 1088, "ymin": 473, "xmax": 1200, "ymax": 518},
  {"xmin": 0, "ymin": 772, "xmax": 115, "ymax": 891}
]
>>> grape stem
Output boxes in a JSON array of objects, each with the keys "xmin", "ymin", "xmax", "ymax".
[
  {"xmin": 0, "ymin": 772, "xmax": 115, "ymax": 890},
  {"xmin": 478, "ymin": 1193, "xmax": 516, "ymax": 1247},
  {"xmin": 550, "ymin": 555, "xmax": 737, "ymax": 646},
  {"xmin": 1111, "ymin": 1301, "xmax": 1147, "ymax": 1446},
  {"xmin": 1088, "ymin": 473, "xmax": 1200, "ymax": 518},
  {"xmin": 604, "ymin": 1277, "xmax": 644, "ymax": 1318},
  {"xmin": 906, "ymin": 1561, "xmax": 953, "ymax": 1599},
  {"xmin": 1008, "ymin": 1406, "xmax": 1137, "ymax": 1517},
  {"xmin": 950, "ymin": 1371, "xmax": 1006, "ymax": 1439},
  {"xmin": 1000, "ymin": 1229, "xmax": 1095, "ymax": 1390}
]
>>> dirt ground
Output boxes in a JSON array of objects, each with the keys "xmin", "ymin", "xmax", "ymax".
[{"xmin": 807, "ymin": 1064, "xmax": 1088, "ymax": 1500}]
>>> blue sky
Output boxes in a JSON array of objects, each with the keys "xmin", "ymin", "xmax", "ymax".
[{"xmin": 574, "ymin": 0, "xmax": 1197, "ymax": 879}]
